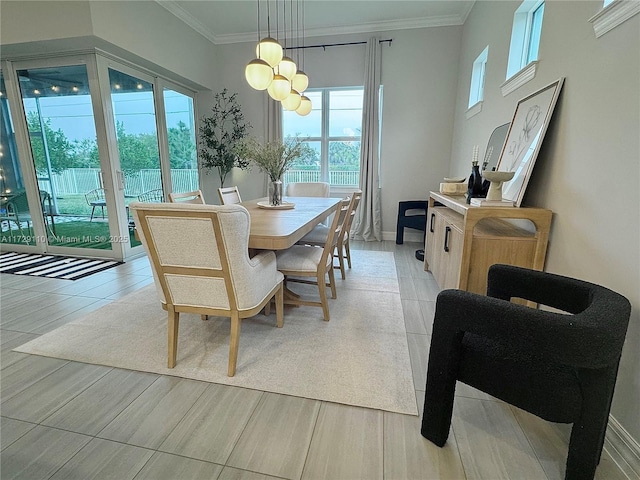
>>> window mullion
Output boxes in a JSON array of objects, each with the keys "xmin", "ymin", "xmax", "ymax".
[{"xmin": 321, "ymin": 89, "xmax": 330, "ymax": 183}]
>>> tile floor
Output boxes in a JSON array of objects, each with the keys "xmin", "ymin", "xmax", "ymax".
[{"xmin": 0, "ymin": 241, "xmax": 629, "ymax": 480}]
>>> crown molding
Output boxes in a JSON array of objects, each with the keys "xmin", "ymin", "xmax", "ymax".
[
  {"xmin": 589, "ymin": 0, "xmax": 640, "ymax": 38},
  {"xmin": 155, "ymin": 0, "xmax": 469, "ymax": 46},
  {"xmin": 155, "ymin": 0, "xmax": 218, "ymax": 44}
]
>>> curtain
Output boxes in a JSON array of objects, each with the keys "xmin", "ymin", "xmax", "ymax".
[
  {"xmin": 265, "ymin": 96, "xmax": 282, "ymax": 142},
  {"xmin": 352, "ymin": 37, "xmax": 382, "ymax": 242},
  {"xmin": 263, "ymin": 96, "xmax": 282, "ymax": 193}
]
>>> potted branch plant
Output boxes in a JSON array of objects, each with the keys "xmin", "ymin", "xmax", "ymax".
[
  {"xmin": 198, "ymin": 89, "xmax": 251, "ymax": 188},
  {"xmin": 240, "ymin": 135, "xmax": 306, "ymax": 206}
]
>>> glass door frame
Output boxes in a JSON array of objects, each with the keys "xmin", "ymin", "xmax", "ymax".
[
  {"xmin": 1, "ymin": 62, "xmax": 47, "ymax": 254},
  {"xmin": 96, "ymin": 56, "xmax": 200, "ymax": 260},
  {"xmin": 2, "ymin": 54, "xmax": 199, "ymax": 261}
]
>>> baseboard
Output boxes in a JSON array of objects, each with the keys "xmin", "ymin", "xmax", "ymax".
[
  {"xmin": 382, "ymin": 231, "xmax": 425, "ymax": 243},
  {"xmin": 605, "ymin": 415, "xmax": 640, "ymax": 479}
]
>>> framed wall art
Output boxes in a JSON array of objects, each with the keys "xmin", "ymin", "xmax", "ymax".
[{"xmin": 496, "ymin": 78, "xmax": 565, "ymax": 206}]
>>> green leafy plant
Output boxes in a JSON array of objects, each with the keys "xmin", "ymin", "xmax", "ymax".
[
  {"xmin": 198, "ymin": 89, "xmax": 251, "ymax": 187},
  {"xmin": 240, "ymin": 135, "xmax": 307, "ymax": 182}
]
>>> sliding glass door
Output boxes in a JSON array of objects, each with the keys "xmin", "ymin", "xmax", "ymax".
[
  {"xmin": 1, "ymin": 55, "xmax": 199, "ymax": 260},
  {"xmin": 16, "ymin": 63, "xmax": 114, "ymax": 251}
]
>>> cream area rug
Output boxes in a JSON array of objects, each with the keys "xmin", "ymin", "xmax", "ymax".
[{"xmin": 15, "ymin": 250, "xmax": 418, "ymax": 415}]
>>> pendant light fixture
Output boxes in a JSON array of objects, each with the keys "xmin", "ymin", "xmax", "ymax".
[
  {"xmin": 282, "ymin": 89, "xmax": 302, "ymax": 110},
  {"xmin": 296, "ymin": 94, "xmax": 312, "ymax": 116},
  {"xmin": 276, "ymin": 0, "xmax": 297, "ymax": 81},
  {"xmin": 246, "ymin": 0, "xmax": 311, "ymax": 113},
  {"xmin": 245, "ymin": 0, "xmax": 274, "ymax": 90},
  {"xmin": 256, "ymin": 0, "xmax": 282, "ymax": 67},
  {"xmin": 291, "ymin": 0, "xmax": 309, "ymax": 93},
  {"xmin": 267, "ymin": 74, "xmax": 291, "ymax": 101}
]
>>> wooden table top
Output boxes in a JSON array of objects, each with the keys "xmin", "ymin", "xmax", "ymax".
[{"xmin": 243, "ymin": 196, "xmax": 341, "ymax": 250}]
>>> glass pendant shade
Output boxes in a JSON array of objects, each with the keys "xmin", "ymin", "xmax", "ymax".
[
  {"xmin": 296, "ymin": 95, "xmax": 312, "ymax": 116},
  {"xmin": 267, "ymin": 74, "xmax": 291, "ymax": 101},
  {"xmin": 282, "ymin": 89, "xmax": 302, "ymax": 111},
  {"xmin": 291, "ymin": 70, "xmax": 309, "ymax": 93},
  {"xmin": 277, "ymin": 56, "xmax": 297, "ymax": 81},
  {"xmin": 245, "ymin": 59, "xmax": 274, "ymax": 90},
  {"xmin": 256, "ymin": 37, "xmax": 283, "ymax": 68}
]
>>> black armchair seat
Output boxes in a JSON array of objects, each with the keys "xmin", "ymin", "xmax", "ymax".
[{"xmin": 421, "ymin": 264, "xmax": 631, "ymax": 480}]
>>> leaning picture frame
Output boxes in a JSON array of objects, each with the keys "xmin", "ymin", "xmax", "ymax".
[{"xmin": 496, "ymin": 78, "xmax": 565, "ymax": 206}]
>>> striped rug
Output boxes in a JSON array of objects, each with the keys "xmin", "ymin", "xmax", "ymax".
[{"xmin": 0, "ymin": 252, "xmax": 121, "ymax": 280}]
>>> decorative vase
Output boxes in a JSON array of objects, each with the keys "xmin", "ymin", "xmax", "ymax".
[
  {"xmin": 269, "ymin": 180, "xmax": 283, "ymax": 206},
  {"xmin": 466, "ymin": 164, "xmax": 484, "ymax": 204}
]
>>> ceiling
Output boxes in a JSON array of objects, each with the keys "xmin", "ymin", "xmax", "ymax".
[{"xmin": 155, "ymin": 1, "xmax": 475, "ymax": 45}]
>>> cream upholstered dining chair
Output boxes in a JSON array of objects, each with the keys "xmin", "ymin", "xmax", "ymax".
[
  {"xmin": 298, "ymin": 190, "xmax": 362, "ymax": 279},
  {"xmin": 275, "ymin": 197, "xmax": 350, "ymax": 321},
  {"xmin": 130, "ymin": 201, "xmax": 284, "ymax": 377},
  {"xmin": 218, "ymin": 186, "xmax": 242, "ymax": 205},
  {"xmin": 285, "ymin": 182, "xmax": 330, "ymax": 197},
  {"xmin": 168, "ymin": 189, "xmax": 205, "ymax": 204}
]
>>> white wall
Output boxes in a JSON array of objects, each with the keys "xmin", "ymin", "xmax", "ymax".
[
  {"xmin": 450, "ymin": 0, "xmax": 640, "ymax": 444},
  {"xmin": 205, "ymin": 27, "xmax": 462, "ymax": 232},
  {"xmin": 0, "ymin": 1, "xmax": 94, "ymax": 44}
]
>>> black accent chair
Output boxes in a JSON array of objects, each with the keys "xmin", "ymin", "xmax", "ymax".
[
  {"xmin": 421, "ymin": 264, "xmax": 631, "ymax": 480},
  {"xmin": 395, "ymin": 200, "xmax": 427, "ymax": 244}
]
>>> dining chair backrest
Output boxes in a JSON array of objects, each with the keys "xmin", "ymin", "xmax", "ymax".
[
  {"xmin": 322, "ymin": 197, "xmax": 351, "ymax": 264},
  {"xmin": 341, "ymin": 190, "xmax": 362, "ymax": 242},
  {"xmin": 285, "ymin": 182, "xmax": 330, "ymax": 198},
  {"xmin": 169, "ymin": 189, "xmax": 205, "ymax": 204},
  {"xmin": 130, "ymin": 201, "xmax": 284, "ymax": 376},
  {"xmin": 218, "ymin": 186, "xmax": 242, "ymax": 205}
]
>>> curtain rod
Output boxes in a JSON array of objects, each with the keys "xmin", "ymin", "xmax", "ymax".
[{"xmin": 284, "ymin": 39, "xmax": 392, "ymax": 51}]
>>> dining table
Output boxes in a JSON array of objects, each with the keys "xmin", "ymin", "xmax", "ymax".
[{"xmin": 242, "ymin": 196, "xmax": 341, "ymax": 250}]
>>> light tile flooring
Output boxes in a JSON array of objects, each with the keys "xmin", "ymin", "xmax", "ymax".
[{"xmin": 0, "ymin": 241, "xmax": 628, "ymax": 480}]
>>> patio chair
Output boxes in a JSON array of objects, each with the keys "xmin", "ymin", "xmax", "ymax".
[
  {"xmin": 85, "ymin": 188, "xmax": 106, "ymax": 221},
  {"xmin": 137, "ymin": 189, "xmax": 164, "ymax": 203}
]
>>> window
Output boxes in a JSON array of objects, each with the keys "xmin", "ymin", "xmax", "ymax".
[
  {"xmin": 506, "ymin": 0, "xmax": 545, "ymax": 79},
  {"xmin": 468, "ymin": 46, "xmax": 489, "ymax": 109},
  {"xmin": 282, "ymin": 87, "xmax": 363, "ymax": 188}
]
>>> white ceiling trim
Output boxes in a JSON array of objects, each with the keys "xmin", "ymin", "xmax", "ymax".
[
  {"xmin": 155, "ymin": 0, "xmax": 218, "ymax": 44},
  {"xmin": 156, "ymin": 0, "xmax": 472, "ymax": 46},
  {"xmin": 215, "ymin": 13, "xmax": 468, "ymax": 45}
]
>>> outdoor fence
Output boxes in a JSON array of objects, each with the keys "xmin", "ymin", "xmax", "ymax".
[
  {"xmin": 38, "ymin": 168, "xmax": 199, "ymax": 197},
  {"xmin": 37, "ymin": 168, "xmax": 359, "ymax": 197}
]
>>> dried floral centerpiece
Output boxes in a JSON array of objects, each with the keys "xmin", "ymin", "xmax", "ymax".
[{"xmin": 240, "ymin": 135, "xmax": 306, "ymax": 205}]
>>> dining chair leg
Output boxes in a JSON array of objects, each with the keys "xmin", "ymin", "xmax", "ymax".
[
  {"xmin": 264, "ymin": 300, "xmax": 271, "ymax": 316},
  {"xmin": 328, "ymin": 267, "xmax": 337, "ymax": 299},
  {"xmin": 201, "ymin": 315, "xmax": 208, "ymax": 321},
  {"xmin": 336, "ymin": 244, "xmax": 346, "ymax": 279},
  {"xmin": 275, "ymin": 282, "xmax": 284, "ymax": 328},
  {"xmin": 344, "ymin": 239, "xmax": 352, "ymax": 269},
  {"xmin": 318, "ymin": 273, "xmax": 330, "ymax": 321},
  {"xmin": 228, "ymin": 312, "xmax": 241, "ymax": 376},
  {"xmin": 168, "ymin": 310, "xmax": 180, "ymax": 368}
]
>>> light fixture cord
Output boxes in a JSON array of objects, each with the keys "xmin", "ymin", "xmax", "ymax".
[
  {"xmin": 257, "ymin": 0, "xmax": 261, "ymax": 54},
  {"xmin": 283, "ymin": 0, "xmax": 287, "ymax": 50},
  {"xmin": 267, "ymin": 0, "xmax": 271, "ymax": 37}
]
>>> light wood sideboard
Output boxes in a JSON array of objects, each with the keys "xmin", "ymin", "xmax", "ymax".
[{"xmin": 424, "ymin": 192, "xmax": 552, "ymax": 295}]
